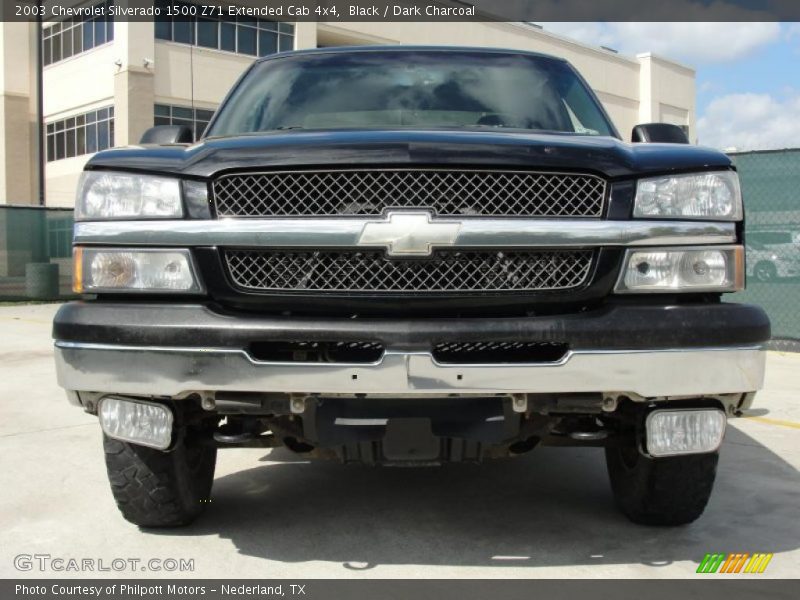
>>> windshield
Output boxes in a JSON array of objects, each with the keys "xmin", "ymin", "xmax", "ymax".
[{"xmin": 206, "ymin": 50, "xmax": 616, "ymax": 137}]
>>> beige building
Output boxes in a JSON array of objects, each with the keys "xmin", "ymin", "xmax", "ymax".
[{"xmin": 0, "ymin": 16, "xmax": 697, "ymax": 208}]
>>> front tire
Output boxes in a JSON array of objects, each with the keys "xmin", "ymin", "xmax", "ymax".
[
  {"xmin": 605, "ymin": 446, "xmax": 719, "ymax": 526},
  {"xmin": 103, "ymin": 427, "xmax": 217, "ymax": 528}
]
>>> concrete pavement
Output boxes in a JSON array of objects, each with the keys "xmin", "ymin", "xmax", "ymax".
[{"xmin": 1, "ymin": 303, "xmax": 798, "ymax": 579}]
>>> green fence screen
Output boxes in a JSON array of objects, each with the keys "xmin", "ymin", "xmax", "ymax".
[
  {"xmin": 729, "ymin": 149, "xmax": 800, "ymax": 343},
  {"xmin": 0, "ymin": 206, "xmax": 75, "ymax": 301}
]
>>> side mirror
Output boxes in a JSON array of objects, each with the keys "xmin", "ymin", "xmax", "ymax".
[
  {"xmin": 631, "ymin": 123, "xmax": 689, "ymax": 144},
  {"xmin": 139, "ymin": 125, "xmax": 193, "ymax": 145}
]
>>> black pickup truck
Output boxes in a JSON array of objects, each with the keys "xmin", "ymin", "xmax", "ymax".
[{"xmin": 54, "ymin": 46, "xmax": 769, "ymax": 528}]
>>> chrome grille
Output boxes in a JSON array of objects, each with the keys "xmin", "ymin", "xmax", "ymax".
[
  {"xmin": 225, "ymin": 249, "xmax": 593, "ymax": 293},
  {"xmin": 212, "ymin": 169, "xmax": 606, "ymax": 217}
]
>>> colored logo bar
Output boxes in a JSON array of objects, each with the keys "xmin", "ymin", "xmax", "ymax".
[{"xmin": 697, "ymin": 553, "xmax": 773, "ymax": 574}]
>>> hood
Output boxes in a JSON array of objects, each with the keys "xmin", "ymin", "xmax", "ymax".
[{"xmin": 85, "ymin": 129, "xmax": 732, "ymax": 180}]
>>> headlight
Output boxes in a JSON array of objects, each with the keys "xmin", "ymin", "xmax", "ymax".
[
  {"xmin": 616, "ymin": 246, "xmax": 744, "ymax": 293},
  {"xmin": 75, "ymin": 171, "xmax": 183, "ymax": 220},
  {"xmin": 73, "ymin": 247, "xmax": 203, "ymax": 293},
  {"xmin": 634, "ymin": 171, "xmax": 742, "ymax": 220}
]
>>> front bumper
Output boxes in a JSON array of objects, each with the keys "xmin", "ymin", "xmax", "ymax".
[{"xmin": 53, "ymin": 302, "xmax": 769, "ymax": 399}]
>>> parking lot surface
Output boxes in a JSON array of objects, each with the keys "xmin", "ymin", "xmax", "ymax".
[{"xmin": 1, "ymin": 303, "xmax": 798, "ymax": 579}]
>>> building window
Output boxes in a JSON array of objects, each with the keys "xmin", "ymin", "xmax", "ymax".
[
  {"xmin": 154, "ymin": 1, "xmax": 294, "ymax": 57},
  {"xmin": 155, "ymin": 104, "xmax": 216, "ymax": 138},
  {"xmin": 46, "ymin": 106, "xmax": 115, "ymax": 162},
  {"xmin": 42, "ymin": 1, "xmax": 115, "ymax": 67}
]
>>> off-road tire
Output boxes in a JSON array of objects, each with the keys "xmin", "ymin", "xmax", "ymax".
[
  {"xmin": 103, "ymin": 430, "xmax": 216, "ymax": 528},
  {"xmin": 605, "ymin": 446, "xmax": 719, "ymax": 526}
]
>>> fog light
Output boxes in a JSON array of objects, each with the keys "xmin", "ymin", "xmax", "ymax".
[
  {"xmin": 646, "ymin": 409, "xmax": 726, "ymax": 457},
  {"xmin": 99, "ymin": 397, "xmax": 173, "ymax": 450}
]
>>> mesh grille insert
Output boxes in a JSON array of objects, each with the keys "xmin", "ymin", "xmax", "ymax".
[
  {"xmin": 225, "ymin": 249, "xmax": 593, "ymax": 293},
  {"xmin": 249, "ymin": 341, "xmax": 384, "ymax": 363},
  {"xmin": 432, "ymin": 341, "xmax": 569, "ymax": 364},
  {"xmin": 212, "ymin": 169, "xmax": 606, "ymax": 218}
]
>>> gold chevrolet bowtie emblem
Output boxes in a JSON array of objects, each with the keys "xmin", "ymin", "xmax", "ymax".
[{"xmin": 357, "ymin": 211, "xmax": 462, "ymax": 256}]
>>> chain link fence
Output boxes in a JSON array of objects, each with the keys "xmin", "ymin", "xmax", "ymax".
[
  {"xmin": 1, "ymin": 150, "xmax": 798, "ymax": 348},
  {"xmin": 729, "ymin": 149, "xmax": 800, "ymax": 347},
  {"xmin": 0, "ymin": 205, "xmax": 75, "ymax": 301}
]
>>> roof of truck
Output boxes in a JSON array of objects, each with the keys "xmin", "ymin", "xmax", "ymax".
[{"xmin": 254, "ymin": 45, "xmax": 567, "ymax": 63}]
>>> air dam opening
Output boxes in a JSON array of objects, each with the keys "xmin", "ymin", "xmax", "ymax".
[
  {"xmin": 432, "ymin": 341, "xmax": 569, "ymax": 364},
  {"xmin": 249, "ymin": 341, "xmax": 385, "ymax": 363}
]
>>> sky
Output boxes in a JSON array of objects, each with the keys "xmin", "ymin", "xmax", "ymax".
[{"xmin": 540, "ymin": 22, "xmax": 800, "ymax": 151}]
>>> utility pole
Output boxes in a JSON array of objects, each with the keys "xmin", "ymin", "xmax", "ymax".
[{"xmin": 35, "ymin": 10, "xmax": 46, "ymax": 206}]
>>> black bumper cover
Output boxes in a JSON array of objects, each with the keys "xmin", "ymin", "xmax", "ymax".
[{"xmin": 52, "ymin": 301, "xmax": 770, "ymax": 351}]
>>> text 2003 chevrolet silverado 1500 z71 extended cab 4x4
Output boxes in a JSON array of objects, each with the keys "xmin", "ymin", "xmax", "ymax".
[{"xmin": 53, "ymin": 47, "xmax": 770, "ymax": 527}]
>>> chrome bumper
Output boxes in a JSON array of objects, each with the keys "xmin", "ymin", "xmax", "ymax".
[{"xmin": 54, "ymin": 342, "xmax": 766, "ymax": 399}]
